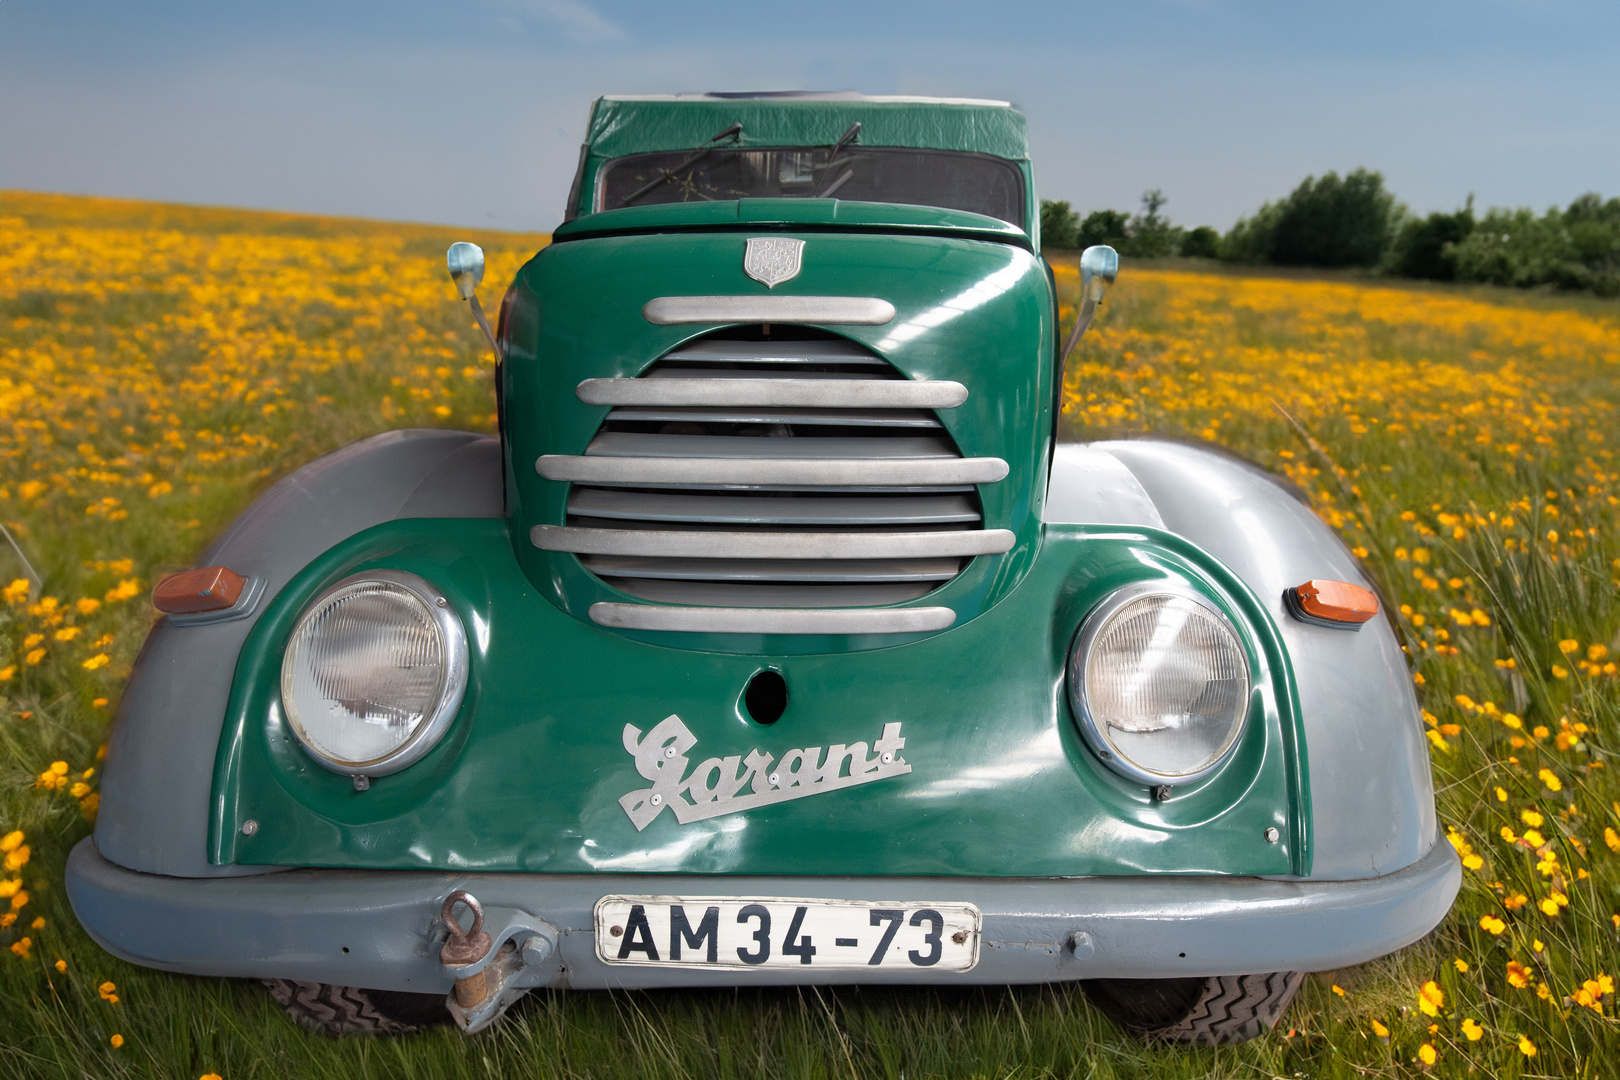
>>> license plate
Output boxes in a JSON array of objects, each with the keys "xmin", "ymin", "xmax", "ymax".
[{"xmin": 595, "ymin": 895, "xmax": 981, "ymax": 971}]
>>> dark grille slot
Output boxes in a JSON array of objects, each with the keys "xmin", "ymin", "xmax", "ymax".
[{"xmin": 546, "ymin": 332, "xmax": 1009, "ymax": 618}]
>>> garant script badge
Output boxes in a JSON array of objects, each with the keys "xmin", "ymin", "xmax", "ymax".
[
  {"xmin": 618, "ymin": 714, "xmax": 909, "ymax": 830},
  {"xmin": 743, "ymin": 237, "xmax": 804, "ymax": 288}
]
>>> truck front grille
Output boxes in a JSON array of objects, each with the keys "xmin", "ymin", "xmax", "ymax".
[{"xmin": 533, "ymin": 334, "xmax": 1011, "ymax": 627}]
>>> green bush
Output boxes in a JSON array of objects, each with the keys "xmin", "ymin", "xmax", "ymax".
[
  {"xmin": 1179, "ymin": 225, "xmax": 1220, "ymax": 259},
  {"xmin": 1388, "ymin": 202, "xmax": 1475, "ymax": 281},
  {"xmin": 1126, "ymin": 189, "xmax": 1178, "ymax": 258},
  {"xmin": 1077, "ymin": 209, "xmax": 1130, "ymax": 251},
  {"xmin": 1223, "ymin": 168, "xmax": 1397, "ymax": 268},
  {"xmin": 1448, "ymin": 194, "xmax": 1620, "ymax": 296},
  {"xmin": 1039, "ymin": 199, "xmax": 1079, "ymax": 251}
]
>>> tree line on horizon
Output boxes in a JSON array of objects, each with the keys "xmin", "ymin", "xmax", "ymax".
[{"xmin": 1040, "ymin": 170, "xmax": 1620, "ymax": 298}]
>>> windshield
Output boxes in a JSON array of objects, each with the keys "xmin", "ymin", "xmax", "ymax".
[{"xmin": 597, "ymin": 147, "xmax": 1025, "ymax": 226}]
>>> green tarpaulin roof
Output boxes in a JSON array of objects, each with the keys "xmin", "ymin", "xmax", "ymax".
[{"xmin": 584, "ymin": 94, "xmax": 1029, "ymax": 162}]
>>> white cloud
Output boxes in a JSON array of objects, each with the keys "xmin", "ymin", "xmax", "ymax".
[{"xmin": 491, "ymin": 0, "xmax": 624, "ymax": 41}]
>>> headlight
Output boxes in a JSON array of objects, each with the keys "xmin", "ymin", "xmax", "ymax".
[
  {"xmin": 1067, "ymin": 586, "xmax": 1251, "ymax": 786},
  {"xmin": 281, "ymin": 570, "xmax": 468, "ymax": 776}
]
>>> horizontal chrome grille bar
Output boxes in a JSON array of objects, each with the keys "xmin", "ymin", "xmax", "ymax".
[
  {"xmin": 537, "ymin": 455, "xmax": 1009, "ymax": 487},
  {"xmin": 589, "ymin": 602, "xmax": 957, "ymax": 634},
  {"xmin": 585, "ymin": 431, "xmax": 956, "ymax": 460},
  {"xmin": 581, "ymin": 554, "xmax": 965, "ymax": 583},
  {"xmin": 604, "ymin": 406, "xmax": 942, "ymax": 428},
  {"xmin": 661, "ymin": 339, "xmax": 889, "ymax": 365},
  {"xmin": 578, "ymin": 378, "xmax": 968, "ymax": 410},
  {"xmin": 569, "ymin": 490, "xmax": 979, "ymax": 526},
  {"xmin": 606, "ymin": 579, "xmax": 935, "ymax": 608},
  {"xmin": 532, "ymin": 525, "xmax": 1015, "ymax": 559},
  {"xmin": 643, "ymin": 296, "xmax": 896, "ymax": 326}
]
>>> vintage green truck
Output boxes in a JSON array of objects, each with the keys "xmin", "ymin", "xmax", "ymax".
[{"xmin": 67, "ymin": 92, "xmax": 1458, "ymax": 1044}]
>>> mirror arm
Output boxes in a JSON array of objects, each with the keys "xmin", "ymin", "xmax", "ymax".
[
  {"xmin": 466, "ymin": 293, "xmax": 501, "ymax": 360},
  {"xmin": 1057, "ymin": 245, "xmax": 1119, "ymax": 404}
]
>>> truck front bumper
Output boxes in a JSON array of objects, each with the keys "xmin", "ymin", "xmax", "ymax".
[{"xmin": 67, "ymin": 832, "xmax": 1459, "ymax": 994}]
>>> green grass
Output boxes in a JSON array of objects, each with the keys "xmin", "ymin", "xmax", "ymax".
[{"xmin": 2, "ymin": 195, "xmax": 1618, "ymax": 1077}]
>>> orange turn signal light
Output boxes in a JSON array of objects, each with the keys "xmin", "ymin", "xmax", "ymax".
[
  {"xmin": 153, "ymin": 566, "xmax": 247, "ymax": 615},
  {"xmin": 1284, "ymin": 579, "xmax": 1379, "ymax": 630}
]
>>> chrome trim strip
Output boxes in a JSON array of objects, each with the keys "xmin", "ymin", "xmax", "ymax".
[
  {"xmin": 536, "ymin": 455, "xmax": 1009, "ymax": 487},
  {"xmin": 577, "ymin": 378, "xmax": 967, "ymax": 409},
  {"xmin": 587, "ymin": 603, "xmax": 957, "ymax": 634},
  {"xmin": 532, "ymin": 526, "xmax": 1015, "ymax": 560},
  {"xmin": 643, "ymin": 296, "xmax": 897, "ymax": 325}
]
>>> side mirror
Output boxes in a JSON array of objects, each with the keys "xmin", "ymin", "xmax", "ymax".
[
  {"xmin": 446, "ymin": 242, "xmax": 500, "ymax": 360},
  {"xmin": 1079, "ymin": 244, "xmax": 1119, "ymax": 305},
  {"xmin": 447, "ymin": 242, "xmax": 486, "ymax": 300},
  {"xmin": 1059, "ymin": 245, "xmax": 1119, "ymax": 394}
]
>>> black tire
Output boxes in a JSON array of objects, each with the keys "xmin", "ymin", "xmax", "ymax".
[
  {"xmin": 263, "ymin": 979, "xmax": 449, "ymax": 1036},
  {"xmin": 1082, "ymin": 971, "xmax": 1306, "ymax": 1045}
]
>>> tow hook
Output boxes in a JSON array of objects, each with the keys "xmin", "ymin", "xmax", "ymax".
[
  {"xmin": 440, "ymin": 891, "xmax": 495, "ymax": 1009},
  {"xmin": 437, "ymin": 890, "xmax": 559, "ymax": 1034}
]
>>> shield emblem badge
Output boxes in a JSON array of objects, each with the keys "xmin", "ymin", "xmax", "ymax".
[{"xmin": 743, "ymin": 237, "xmax": 804, "ymax": 288}]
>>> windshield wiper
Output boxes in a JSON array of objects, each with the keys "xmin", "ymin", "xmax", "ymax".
[
  {"xmin": 811, "ymin": 122, "xmax": 861, "ymax": 198},
  {"xmin": 619, "ymin": 123, "xmax": 744, "ymax": 207}
]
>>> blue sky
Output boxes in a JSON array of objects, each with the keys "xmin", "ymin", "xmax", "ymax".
[{"xmin": 2, "ymin": 1, "xmax": 1616, "ymax": 232}]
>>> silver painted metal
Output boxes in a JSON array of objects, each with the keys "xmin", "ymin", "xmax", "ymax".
[
  {"xmin": 536, "ymin": 455, "xmax": 1009, "ymax": 487},
  {"xmin": 576, "ymin": 377, "xmax": 968, "ymax": 409},
  {"xmin": 1096, "ymin": 438, "xmax": 1436, "ymax": 879},
  {"xmin": 1043, "ymin": 444, "xmax": 1165, "ymax": 528},
  {"xmin": 1265, "ymin": 827, "xmax": 1281, "ymax": 844},
  {"xmin": 1058, "ymin": 244, "xmax": 1119, "ymax": 385},
  {"xmin": 240, "ymin": 820, "xmax": 258, "ymax": 837},
  {"xmin": 1066, "ymin": 583, "xmax": 1252, "ymax": 788},
  {"xmin": 743, "ymin": 237, "xmax": 805, "ymax": 288},
  {"xmin": 1068, "ymin": 931, "xmax": 1095, "ymax": 960},
  {"xmin": 643, "ymin": 296, "xmax": 897, "ymax": 325},
  {"xmin": 280, "ymin": 572, "xmax": 469, "ymax": 778},
  {"xmin": 532, "ymin": 525, "xmax": 1015, "ymax": 560},
  {"xmin": 587, "ymin": 603, "xmax": 958, "ymax": 635},
  {"xmin": 65, "ymin": 829, "xmax": 1462, "ymax": 991},
  {"xmin": 94, "ymin": 430, "xmax": 500, "ymax": 879},
  {"xmin": 445, "ymin": 242, "xmax": 499, "ymax": 358},
  {"xmin": 616, "ymin": 714, "xmax": 910, "ymax": 830},
  {"xmin": 569, "ymin": 490, "xmax": 980, "ymax": 526}
]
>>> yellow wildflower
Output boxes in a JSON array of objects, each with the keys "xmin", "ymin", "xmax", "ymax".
[
  {"xmin": 75, "ymin": 597, "xmax": 101, "ymax": 615},
  {"xmin": 24, "ymin": 648, "xmax": 45, "ymax": 666},
  {"xmin": 2, "ymin": 844, "xmax": 28, "ymax": 872},
  {"xmin": 54, "ymin": 958, "xmax": 66, "ymax": 973},
  {"xmin": 1418, "ymin": 980, "xmax": 1443, "ymax": 1016},
  {"xmin": 1506, "ymin": 960, "xmax": 1532, "ymax": 988},
  {"xmin": 1332, "ymin": 984, "xmax": 1346, "ymax": 996},
  {"xmin": 1454, "ymin": 958, "xmax": 1469, "ymax": 973},
  {"xmin": 1417, "ymin": 1042, "xmax": 1436, "ymax": 1066},
  {"xmin": 1606, "ymin": 827, "xmax": 1619, "ymax": 852},
  {"xmin": 53, "ymin": 626, "xmax": 81, "ymax": 642},
  {"xmin": 1480, "ymin": 914, "xmax": 1506, "ymax": 934},
  {"xmin": 0, "ymin": 831, "xmax": 21, "ymax": 853},
  {"xmin": 1521, "ymin": 809, "xmax": 1544, "ymax": 827},
  {"xmin": 1505, "ymin": 894, "xmax": 1529, "ymax": 910},
  {"xmin": 9, "ymin": 936, "xmax": 31, "ymax": 958},
  {"xmin": 1370, "ymin": 1018, "xmax": 1389, "ymax": 1038},
  {"xmin": 110, "ymin": 1034, "xmax": 124, "ymax": 1049},
  {"xmin": 1538, "ymin": 768, "xmax": 1563, "ymax": 792},
  {"xmin": 2, "ymin": 579, "xmax": 30, "ymax": 604},
  {"xmin": 1518, "ymin": 1035, "xmax": 1536, "ymax": 1057},
  {"xmin": 99, "ymin": 980, "xmax": 119, "ymax": 1004},
  {"xmin": 82, "ymin": 653, "xmax": 111, "ymax": 671}
]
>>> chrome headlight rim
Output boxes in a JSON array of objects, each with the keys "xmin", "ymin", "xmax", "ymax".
[
  {"xmin": 280, "ymin": 569, "xmax": 469, "ymax": 777},
  {"xmin": 1067, "ymin": 582, "xmax": 1253, "ymax": 788}
]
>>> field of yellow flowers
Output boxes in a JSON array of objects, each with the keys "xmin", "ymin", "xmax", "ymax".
[{"xmin": 2, "ymin": 190, "xmax": 1618, "ymax": 1079}]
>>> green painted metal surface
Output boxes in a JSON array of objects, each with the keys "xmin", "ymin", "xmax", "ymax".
[
  {"xmin": 501, "ymin": 229, "xmax": 1055, "ymax": 656},
  {"xmin": 552, "ymin": 199, "xmax": 1031, "ymax": 248},
  {"xmin": 209, "ymin": 517, "xmax": 1311, "ymax": 878}
]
